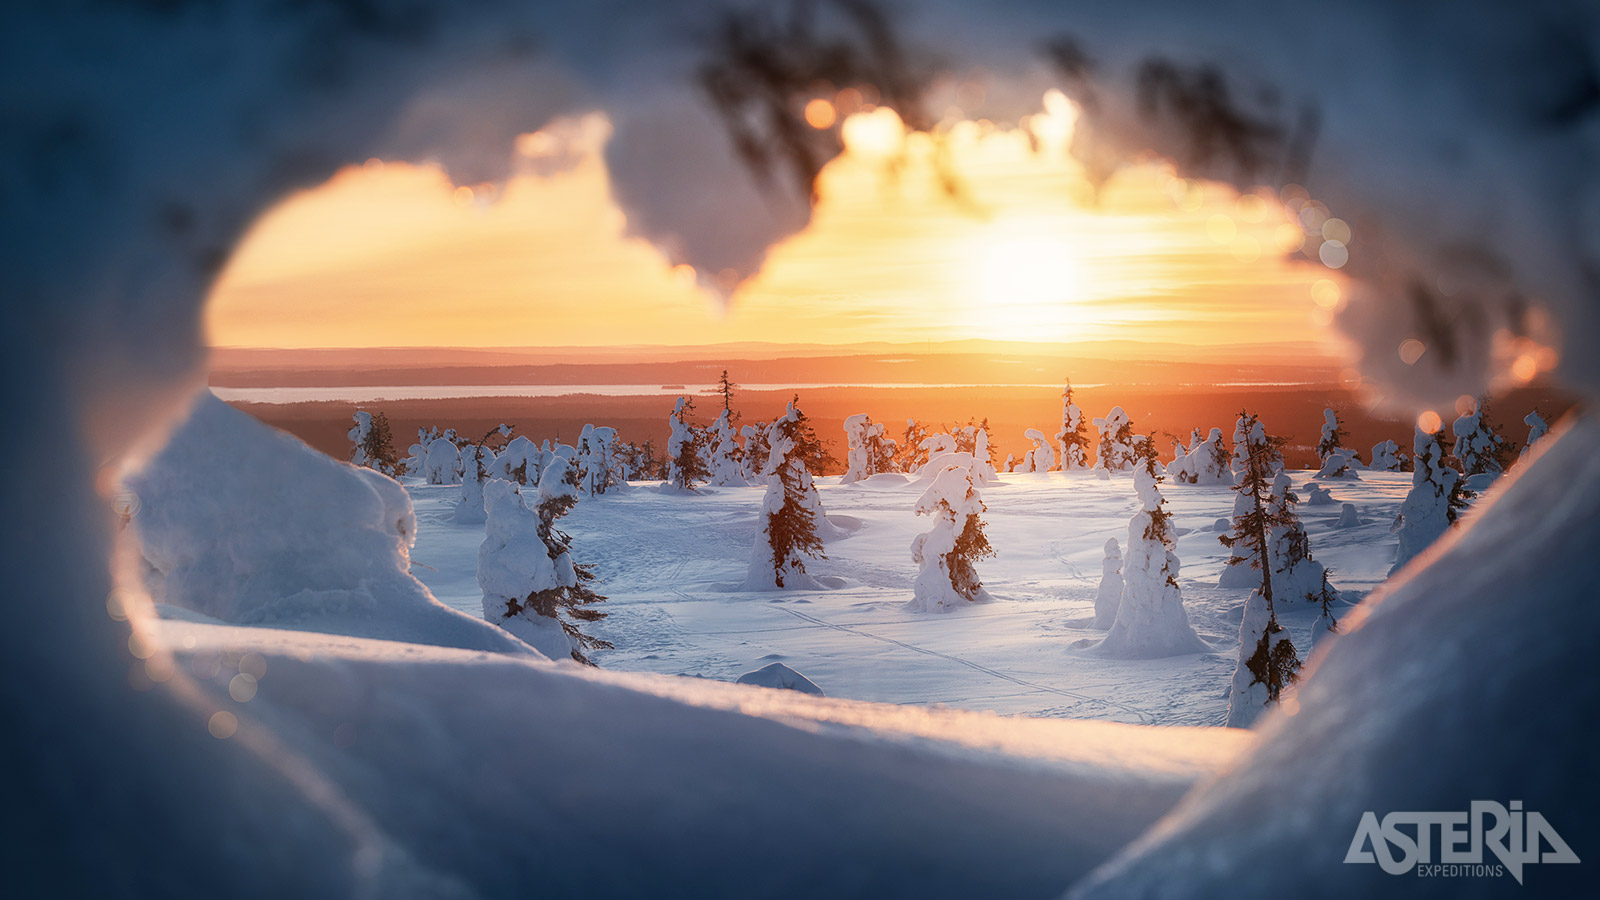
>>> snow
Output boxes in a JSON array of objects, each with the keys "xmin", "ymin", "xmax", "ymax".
[
  {"xmin": 1092, "ymin": 538, "xmax": 1123, "ymax": 629},
  {"xmin": 1335, "ymin": 502, "xmax": 1362, "ymax": 529},
  {"xmin": 490, "ymin": 435, "xmax": 541, "ymax": 486},
  {"xmin": 1392, "ymin": 427, "xmax": 1461, "ymax": 575},
  {"xmin": 1071, "ymin": 414, "xmax": 1599, "ymax": 899},
  {"xmin": 451, "ymin": 443, "xmax": 491, "ymax": 525},
  {"xmin": 422, "ymin": 437, "xmax": 462, "ymax": 486},
  {"xmin": 1017, "ymin": 427, "xmax": 1056, "ymax": 473},
  {"xmin": 1088, "ymin": 467, "xmax": 1212, "ymax": 658},
  {"xmin": 705, "ymin": 411, "xmax": 747, "ymax": 487},
  {"xmin": 1368, "ymin": 439, "xmax": 1405, "ymax": 471},
  {"xmin": 477, "ymin": 480, "xmax": 569, "ymax": 661},
  {"xmin": 1522, "ymin": 410, "xmax": 1550, "ymax": 458},
  {"xmin": 909, "ymin": 452, "xmax": 995, "ymax": 613},
  {"xmin": 736, "ymin": 661, "xmax": 825, "ymax": 696},
  {"xmin": 125, "ymin": 392, "xmax": 529, "ymax": 656}
]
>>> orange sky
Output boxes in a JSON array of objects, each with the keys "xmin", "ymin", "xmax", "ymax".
[{"xmin": 205, "ymin": 94, "xmax": 1346, "ymax": 350}]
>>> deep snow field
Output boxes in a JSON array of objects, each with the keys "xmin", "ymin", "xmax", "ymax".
[{"xmin": 408, "ymin": 469, "xmax": 1409, "ymax": 725}]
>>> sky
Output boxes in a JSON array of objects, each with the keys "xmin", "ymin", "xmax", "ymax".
[{"xmin": 205, "ymin": 92, "xmax": 1346, "ymax": 352}]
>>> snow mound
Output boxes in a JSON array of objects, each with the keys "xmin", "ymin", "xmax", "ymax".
[
  {"xmin": 1335, "ymin": 503, "xmax": 1362, "ymax": 528},
  {"xmin": 861, "ymin": 472, "xmax": 910, "ymax": 487},
  {"xmin": 736, "ymin": 662, "xmax": 825, "ymax": 696},
  {"xmin": 125, "ymin": 393, "xmax": 532, "ymax": 655}
]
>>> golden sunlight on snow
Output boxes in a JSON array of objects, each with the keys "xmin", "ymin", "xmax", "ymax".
[{"xmin": 206, "ymin": 97, "xmax": 1344, "ymax": 350}]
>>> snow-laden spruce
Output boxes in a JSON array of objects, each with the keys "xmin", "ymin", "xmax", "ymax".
[
  {"xmin": 744, "ymin": 402, "xmax": 829, "ymax": 591},
  {"xmin": 478, "ymin": 458, "xmax": 611, "ymax": 664},
  {"xmin": 421, "ymin": 435, "xmax": 463, "ymax": 485},
  {"xmin": 1091, "ymin": 407, "xmax": 1136, "ymax": 473},
  {"xmin": 347, "ymin": 409, "xmax": 400, "ymax": 476},
  {"xmin": 492, "ymin": 434, "xmax": 543, "ymax": 486},
  {"xmin": 915, "ymin": 433, "xmax": 957, "ymax": 475},
  {"xmin": 1056, "ymin": 383, "xmax": 1090, "ymax": 470},
  {"xmin": 1091, "ymin": 537, "xmax": 1123, "ymax": 629},
  {"xmin": 1229, "ymin": 412, "xmax": 1278, "ymax": 481},
  {"xmin": 1522, "ymin": 409, "xmax": 1550, "ymax": 458},
  {"xmin": 1016, "ymin": 427, "xmax": 1055, "ymax": 473},
  {"xmin": 1316, "ymin": 408, "xmax": 1347, "ymax": 466},
  {"xmin": 896, "ymin": 419, "xmax": 930, "ymax": 472},
  {"xmin": 1452, "ymin": 396, "xmax": 1509, "ymax": 482},
  {"xmin": 1222, "ymin": 428, "xmax": 1304, "ymax": 727},
  {"xmin": 576, "ymin": 424, "xmax": 626, "ymax": 495},
  {"xmin": 908, "ymin": 451, "xmax": 995, "ymax": 612},
  {"xmin": 1263, "ymin": 473, "xmax": 1327, "ymax": 604},
  {"xmin": 841, "ymin": 413, "xmax": 894, "ymax": 483},
  {"xmin": 402, "ymin": 426, "xmax": 437, "ymax": 475},
  {"xmin": 1391, "ymin": 426, "xmax": 1463, "ymax": 574},
  {"xmin": 1088, "ymin": 455, "xmax": 1209, "ymax": 657},
  {"xmin": 739, "ymin": 421, "xmax": 769, "ymax": 482},
  {"xmin": 452, "ymin": 443, "xmax": 493, "ymax": 525},
  {"xmin": 1368, "ymin": 439, "xmax": 1405, "ymax": 471},
  {"xmin": 1315, "ymin": 448, "xmax": 1360, "ymax": 479},
  {"xmin": 705, "ymin": 410, "xmax": 747, "ymax": 486},
  {"xmin": 665, "ymin": 396, "xmax": 706, "ymax": 491},
  {"xmin": 1308, "ymin": 569, "xmax": 1342, "ymax": 649}
]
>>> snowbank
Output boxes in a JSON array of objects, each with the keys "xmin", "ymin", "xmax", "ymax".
[
  {"xmin": 155, "ymin": 618, "xmax": 1247, "ymax": 898},
  {"xmin": 125, "ymin": 393, "xmax": 531, "ymax": 655}
]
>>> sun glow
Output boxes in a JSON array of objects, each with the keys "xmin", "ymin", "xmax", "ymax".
[{"xmin": 207, "ymin": 92, "xmax": 1341, "ymax": 351}]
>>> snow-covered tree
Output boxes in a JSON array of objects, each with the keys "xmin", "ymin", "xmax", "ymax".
[
  {"xmin": 347, "ymin": 410, "xmax": 400, "ymax": 476},
  {"xmin": 1315, "ymin": 448, "xmax": 1361, "ymax": 479},
  {"xmin": 1089, "ymin": 451, "xmax": 1209, "ymax": 657},
  {"xmin": 745, "ymin": 401, "xmax": 829, "ymax": 590},
  {"xmin": 452, "ymin": 442, "xmax": 492, "ymax": 524},
  {"xmin": 1452, "ymin": 396, "xmax": 1510, "ymax": 481},
  {"xmin": 402, "ymin": 426, "xmax": 438, "ymax": 475},
  {"xmin": 1222, "ymin": 427, "xmax": 1304, "ymax": 727},
  {"xmin": 1391, "ymin": 426, "xmax": 1464, "ymax": 575},
  {"xmin": 907, "ymin": 452, "xmax": 994, "ymax": 612},
  {"xmin": 1225, "ymin": 587, "xmax": 1301, "ymax": 728},
  {"xmin": 1263, "ymin": 473, "xmax": 1327, "ymax": 603},
  {"xmin": 1316, "ymin": 408, "xmax": 1348, "ymax": 465},
  {"xmin": 422, "ymin": 435, "xmax": 463, "ymax": 485},
  {"xmin": 915, "ymin": 433, "xmax": 957, "ymax": 475},
  {"xmin": 1368, "ymin": 439, "xmax": 1405, "ymax": 471},
  {"xmin": 895, "ymin": 419, "xmax": 930, "ymax": 473},
  {"xmin": 1521, "ymin": 409, "xmax": 1550, "ymax": 459},
  {"xmin": 1192, "ymin": 428, "xmax": 1231, "ymax": 484},
  {"xmin": 739, "ymin": 422, "xmax": 769, "ymax": 482},
  {"xmin": 1309, "ymin": 568, "xmax": 1341, "ymax": 649},
  {"xmin": 1055, "ymin": 383, "xmax": 1090, "ymax": 470},
  {"xmin": 715, "ymin": 369, "xmax": 737, "ymax": 413},
  {"xmin": 1167, "ymin": 440, "xmax": 1197, "ymax": 484},
  {"xmin": 493, "ymin": 435, "xmax": 542, "ymax": 486},
  {"xmin": 575, "ymin": 424, "xmax": 626, "ymax": 496},
  {"xmin": 952, "ymin": 419, "xmax": 995, "ymax": 470},
  {"xmin": 841, "ymin": 413, "xmax": 894, "ymax": 483},
  {"xmin": 1091, "ymin": 406, "xmax": 1136, "ymax": 473},
  {"xmin": 1015, "ymin": 428, "xmax": 1055, "ymax": 473},
  {"xmin": 1091, "ymin": 537, "xmax": 1123, "ymax": 629},
  {"xmin": 1219, "ymin": 414, "xmax": 1278, "ymax": 588},
  {"xmin": 666, "ymin": 396, "xmax": 707, "ymax": 491},
  {"xmin": 705, "ymin": 410, "xmax": 747, "ymax": 487},
  {"xmin": 477, "ymin": 464, "xmax": 611, "ymax": 665}
]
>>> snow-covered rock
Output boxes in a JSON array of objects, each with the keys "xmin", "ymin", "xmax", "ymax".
[{"xmin": 735, "ymin": 662, "xmax": 825, "ymax": 696}]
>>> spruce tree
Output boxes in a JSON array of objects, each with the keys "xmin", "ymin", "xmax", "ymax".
[
  {"xmin": 717, "ymin": 369, "xmax": 738, "ymax": 414},
  {"xmin": 1316, "ymin": 408, "xmax": 1348, "ymax": 465},
  {"xmin": 666, "ymin": 396, "xmax": 709, "ymax": 490},
  {"xmin": 522, "ymin": 460, "xmax": 612, "ymax": 665},
  {"xmin": 1055, "ymin": 381, "xmax": 1090, "ymax": 470},
  {"xmin": 1222, "ymin": 417, "xmax": 1302, "ymax": 724},
  {"xmin": 896, "ymin": 419, "xmax": 930, "ymax": 472},
  {"xmin": 747, "ymin": 401, "xmax": 828, "ymax": 589}
]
